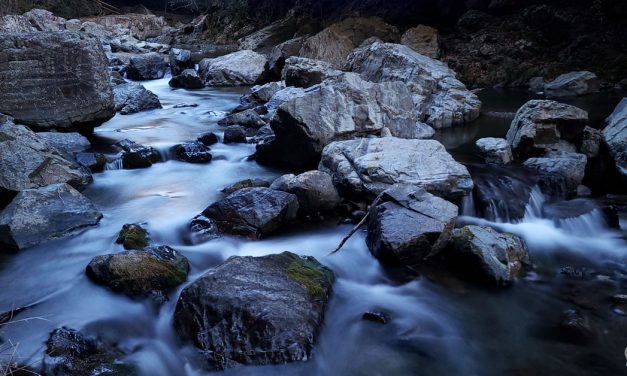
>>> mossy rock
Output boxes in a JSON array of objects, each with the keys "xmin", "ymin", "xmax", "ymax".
[
  {"xmin": 86, "ymin": 246, "xmax": 189, "ymax": 297},
  {"xmin": 116, "ymin": 223, "xmax": 149, "ymax": 250},
  {"xmin": 285, "ymin": 252, "xmax": 335, "ymax": 299}
]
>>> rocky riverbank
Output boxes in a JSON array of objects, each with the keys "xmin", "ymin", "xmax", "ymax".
[{"xmin": 0, "ymin": 3, "xmax": 625, "ymax": 375}]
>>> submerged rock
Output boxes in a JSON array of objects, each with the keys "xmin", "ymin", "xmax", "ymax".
[
  {"xmin": 476, "ymin": 137, "xmax": 513, "ymax": 165},
  {"xmin": 270, "ymin": 171, "xmax": 341, "ymax": 215},
  {"xmin": 173, "ymin": 252, "xmax": 334, "ymax": 370},
  {"xmin": 116, "ymin": 223, "xmax": 149, "ymax": 250},
  {"xmin": 506, "ymin": 100, "xmax": 589, "ymax": 159},
  {"xmin": 198, "ymin": 50, "xmax": 267, "ymax": 86},
  {"xmin": 0, "ymin": 118, "xmax": 92, "ymax": 196},
  {"xmin": 169, "ymin": 69, "xmax": 205, "ymax": 89},
  {"xmin": 346, "ymin": 42, "xmax": 481, "ymax": 129},
  {"xmin": 544, "ymin": 71, "xmax": 600, "ymax": 98},
  {"xmin": 367, "ymin": 185, "xmax": 458, "ymax": 267},
  {"xmin": 447, "ymin": 225, "xmax": 531, "ymax": 286},
  {"xmin": 86, "ymin": 245, "xmax": 189, "ymax": 297},
  {"xmin": 43, "ymin": 328, "xmax": 137, "ymax": 375},
  {"xmin": 170, "ymin": 142, "xmax": 212, "ymax": 163},
  {"xmin": 116, "ymin": 139, "xmax": 160, "ymax": 169},
  {"xmin": 603, "ymin": 98, "xmax": 627, "ymax": 183},
  {"xmin": 319, "ymin": 137, "xmax": 473, "ymax": 202},
  {"xmin": 195, "ymin": 187, "xmax": 298, "ymax": 239},
  {"xmin": 0, "ymin": 184, "xmax": 102, "ymax": 252},
  {"xmin": 113, "ymin": 82, "xmax": 162, "ymax": 115},
  {"xmin": 125, "ymin": 52, "xmax": 168, "ymax": 81},
  {"xmin": 0, "ymin": 32, "xmax": 114, "ymax": 131}
]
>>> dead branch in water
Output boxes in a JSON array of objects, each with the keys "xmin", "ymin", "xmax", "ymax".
[{"xmin": 328, "ymin": 212, "xmax": 369, "ymax": 255}]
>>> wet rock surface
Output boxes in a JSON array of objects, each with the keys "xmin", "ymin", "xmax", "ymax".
[
  {"xmin": 270, "ymin": 171, "xmax": 341, "ymax": 215},
  {"xmin": 170, "ymin": 142, "xmax": 212, "ymax": 163},
  {"xmin": 86, "ymin": 245, "xmax": 189, "ymax": 297},
  {"xmin": 195, "ymin": 187, "xmax": 299, "ymax": 239},
  {"xmin": 169, "ymin": 69, "xmax": 205, "ymax": 89},
  {"xmin": 367, "ymin": 185, "xmax": 458, "ymax": 267},
  {"xmin": 0, "ymin": 183, "xmax": 102, "ymax": 252},
  {"xmin": 112, "ymin": 82, "xmax": 162, "ymax": 115},
  {"xmin": 125, "ymin": 52, "xmax": 168, "ymax": 81},
  {"xmin": 173, "ymin": 252, "xmax": 334, "ymax": 370},
  {"xmin": 116, "ymin": 223, "xmax": 149, "ymax": 250},
  {"xmin": 0, "ymin": 32, "xmax": 114, "ymax": 131},
  {"xmin": 116, "ymin": 139, "xmax": 160, "ymax": 169}
]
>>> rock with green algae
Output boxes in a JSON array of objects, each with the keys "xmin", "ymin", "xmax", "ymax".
[
  {"xmin": 86, "ymin": 245, "xmax": 189, "ymax": 297},
  {"xmin": 116, "ymin": 223, "xmax": 149, "ymax": 250},
  {"xmin": 173, "ymin": 251, "xmax": 334, "ymax": 371}
]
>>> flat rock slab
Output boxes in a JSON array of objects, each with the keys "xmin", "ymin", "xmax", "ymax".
[
  {"xmin": 0, "ymin": 183, "xmax": 102, "ymax": 252},
  {"xmin": 173, "ymin": 252, "xmax": 334, "ymax": 370},
  {"xmin": 0, "ymin": 32, "xmax": 114, "ymax": 131},
  {"xmin": 319, "ymin": 137, "xmax": 473, "ymax": 201}
]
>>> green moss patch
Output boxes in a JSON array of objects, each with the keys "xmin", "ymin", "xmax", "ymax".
[{"xmin": 285, "ymin": 253, "xmax": 334, "ymax": 300}]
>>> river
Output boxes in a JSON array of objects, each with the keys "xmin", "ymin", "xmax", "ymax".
[{"xmin": 1, "ymin": 77, "xmax": 625, "ymax": 375}]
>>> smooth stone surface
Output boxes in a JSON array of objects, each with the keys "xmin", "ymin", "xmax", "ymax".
[
  {"xmin": 113, "ymin": 82, "xmax": 162, "ymax": 115},
  {"xmin": 0, "ymin": 183, "xmax": 102, "ymax": 252},
  {"xmin": 544, "ymin": 71, "xmax": 600, "ymax": 98},
  {"xmin": 476, "ymin": 137, "xmax": 513, "ymax": 165},
  {"xmin": 270, "ymin": 171, "xmax": 341, "ymax": 214},
  {"xmin": 198, "ymin": 50, "xmax": 267, "ymax": 86},
  {"xmin": 173, "ymin": 252, "xmax": 334, "ymax": 370}
]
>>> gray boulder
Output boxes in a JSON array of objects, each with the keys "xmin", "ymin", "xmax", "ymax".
[
  {"xmin": 476, "ymin": 137, "xmax": 513, "ymax": 165},
  {"xmin": 367, "ymin": 185, "xmax": 458, "ymax": 266},
  {"xmin": 258, "ymin": 73, "xmax": 419, "ymax": 168},
  {"xmin": 0, "ymin": 118, "xmax": 92, "ymax": 196},
  {"xmin": 523, "ymin": 152, "xmax": 588, "ymax": 196},
  {"xmin": 346, "ymin": 42, "xmax": 481, "ymax": 129},
  {"xmin": 37, "ymin": 132, "xmax": 91, "ymax": 159},
  {"xmin": 169, "ymin": 48, "xmax": 194, "ymax": 76},
  {"xmin": 193, "ymin": 187, "xmax": 298, "ymax": 239},
  {"xmin": 299, "ymin": 17, "xmax": 400, "ymax": 68},
  {"xmin": 198, "ymin": 50, "xmax": 267, "ymax": 86},
  {"xmin": 448, "ymin": 225, "xmax": 531, "ymax": 286},
  {"xmin": 113, "ymin": 82, "xmax": 162, "ymax": 114},
  {"xmin": 400, "ymin": 25, "xmax": 439, "ymax": 59},
  {"xmin": 250, "ymin": 81, "xmax": 286, "ymax": 103},
  {"xmin": 268, "ymin": 36, "xmax": 306, "ymax": 78},
  {"xmin": 86, "ymin": 245, "xmax": 190, "ymax": 297},
  {"xmin": 169, "ymin": 69, "xmax": 204, "ymax": 89},
  {"xmin": 282, "ymin": 57, "xmax": 342, "ymax": 88},
  {"xmin": 270, "ymin": 171, "xmax": 341, "ymax": 215},
  {"xmin": 506, "ymin": 100, "xmax": 589, "ymax": 159},
  {"xmin": 0, "ymin": 183, "xmax": 102, "ymax": 252},
  {"xmin": 221, "ymin": 178, "xmax": 271, "ymax": 195},
  {"xmin": 603, "ymin": 98, "xmax": 627, "ymax": 182},
  {"xmin": 544, "ymin": 71, "xmax": 600, "ymax": 98},
  {"xmin": 43, "ymin": 328, "xmax": 137, "ymax": 376},
  {"xmin": 0, "ymin": 32, "xmax": 114, "ymax": 131},
  {"xmin": 0, "ymin": 15, "xmax": 37, "ymax": 32},
  {"xmin": 219, "ymin": 109, "xmax": 265, "ymax": 128},
  {"xmin": 173, "ymin": 252, "xmax": 334, "ymax": 370},
  {"xmin": 319, "ymin": 137, "xmax": 473, "ymax": 201},
  {"xmin": 126, "ymin": 52, "xmax": 168, "ymax": 81},
  {"xmin": 23, "ymin": 9, "xmax": 65, "ymax": 31}
]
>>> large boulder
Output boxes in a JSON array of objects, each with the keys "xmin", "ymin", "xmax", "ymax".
[
  {"xmin": 270, "ymin": 171, "xmax": 341, "ymax": 215},
  {"xmin": 258, "ymin": 73, "xmax": 419, "ymax": 168},
  {"xmin": 319, "ymin": 137, "xmax": 473, "ymax": 202},
  {"xmin": 0, "ymin": 118, "xmax": 92, "ymax": 199},
  {"xmin": 400, "ymin": 25, "xmax": 439, "ymax": 59},
  {"xmin": 125, "ymin": 52, "xmax": 168, "ymax": 81},
  {"xmin": 506, "ymin": 100, "xmax": 589, "ymax": 159},
  {"xmin": 447, "ymin": 225, "xmax": 531, "ymax": 286},
  {"xmin": 198, "ymin": 50, "xmax": 267, "ymax": 86},
  {"xmin": 86, "ymin": 245, "xmax": 190, "ymax": 297},
  {"xmin": 345, "ymin": 42, "xmax": 481, "ymax": 129},
  {"xmin": 43, "ymin": 328, "xmax": 137, "ymax": 376},
  {"xmin": 112, "ymin": 82, "xmax": 162, "ymax": 115},
  {"xmin": 367, "ymin": 185, "xmax": 458, "ymax": 267},
  {"xmin": 281, "ymin": 57, "xmax": 342, "ymax": 88},
  {"xmin": 0, "ymin": 32, "xmax": 114, "ymax": 131},
  {"xmin": 173, "ymin": 252, "xmax": 334, "ymax": 370},
  {"xmin": 268, "ymin": 36, "xmax": 306, "ymax": 78},
  {"xmin": 523, "ymin": 152, "xmax": 588, "ymax": 196},
  {"xmin": 0, "ymin": 183, "xmax": 102, "ymax": 252},
  {"xmin": 193, "ymin": 187, "xmax": 299, "ymax": 239},
  {"xmin": 603, "ymin": 98, "xmax": 627, "ymax": 182},
  {"xmin": 544, "ymin": 71, "xmax": 600, "ymax": 98},
  {"xmin": 299, "ymin": 17, "xmax": 400, "ymax": 68}
]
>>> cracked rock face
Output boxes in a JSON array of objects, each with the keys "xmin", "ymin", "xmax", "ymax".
[
  {"xmin": 0, "ymin": 32, "xmax": 114, "ymax": 131},
  {"xmin": 173, "ymin": 252, "xmax": 334, "ymax": 370}
]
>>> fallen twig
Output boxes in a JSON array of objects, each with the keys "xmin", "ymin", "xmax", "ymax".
[{"xmin": 328, "ymin": 212, "xmax": 369, "ymax": 255}]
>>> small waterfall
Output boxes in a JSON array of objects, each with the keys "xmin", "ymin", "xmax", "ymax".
[
  {"xmin": 522, "ymin": 186, "xmax": 546, "ymax": 220},
  {"xmin": 104, "ymin": 158, "xmax": 124, "ymax": 170}
]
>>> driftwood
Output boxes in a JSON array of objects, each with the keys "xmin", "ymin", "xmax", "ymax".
[{"xmin": 328, "ymin": 212, "xmax": 370, "ymax": 255}]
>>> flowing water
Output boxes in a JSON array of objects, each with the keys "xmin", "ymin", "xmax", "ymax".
[{"xmin": 1, "ymin": 79, "xmax": 626, "ymax": 376}]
